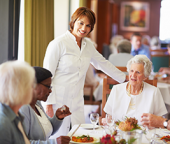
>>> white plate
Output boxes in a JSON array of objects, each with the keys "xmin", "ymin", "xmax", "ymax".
[
  {"xmin": 153, "ymin": 138, "xmax": 164, "ymax": 144},
  {"xmin": 163, "ymin": 129, "xmax": 170, "ymax": 134},
  {"xmin": 70, "ymin": 137, "xmax": 99, "ymax": 143},
  {"xmin": 80, "ymin": 124, "xmax": 99, "ymax": 129}
]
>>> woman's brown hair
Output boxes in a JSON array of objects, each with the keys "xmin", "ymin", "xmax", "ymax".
[{"xmin": 69, "ymin": 7, "xmax": 96, "ymax": 33}]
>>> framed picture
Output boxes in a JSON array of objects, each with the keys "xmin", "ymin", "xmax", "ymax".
[{"xmin": 120, "ymin": 2, "xmax": 150, "ymax": 31}]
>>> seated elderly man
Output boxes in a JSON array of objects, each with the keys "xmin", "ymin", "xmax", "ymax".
[
  {"xmin": 102, "ymin": 55, "xmax": 167, "ymax": 124},
  {"xmin": 131, "ymin": 32, "xmax": 151, "ymax": 60},
  {"xmin": 20, "ymin": 67, "xmax": 71, "ymax": 144},
  {"xmin": 109, "ymin": 39, "xmax": 133, "ymax": 67}
]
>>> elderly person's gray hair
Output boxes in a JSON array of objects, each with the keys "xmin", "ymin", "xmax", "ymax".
[
  {"xmin": 150, "ymin": 36, "xmax": 161, "ymax": 49},
  {"xmin": 110, "ymin": 35, "xmax": 124, "ymax": 47},
  {"xmin": 117, "ymin": 39, "xmax": 131, "ymax": 53},
  {"xmin": 0, "ymin": 61, "xmax": 35, "ymax": 106},
  {"xmin": 126, "ymin": 55, "xmax": 152, "ymax": 77}
]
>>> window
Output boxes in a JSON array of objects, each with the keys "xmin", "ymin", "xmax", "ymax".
[{"xmin": 159, "ymin": 0, "xmax": 170, "ymax": 41}]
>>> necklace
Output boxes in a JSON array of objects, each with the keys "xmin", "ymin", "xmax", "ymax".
[
  {"xmin": 127, "ymin": 82, "xmax": 144, "ymax": 110},
  {"xmin": 127, "ymin": 82, "xmax": 144, "ymax": 97}
]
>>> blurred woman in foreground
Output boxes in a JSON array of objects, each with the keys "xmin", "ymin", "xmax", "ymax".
[
  {"xmin": 20, "ymin": 67, "xmax": 71, "ymax": 144},
  {"xmin": 0, "ymin": 61, "xmax": 35, "ymax": 144},
  {"xmin": 102, "ymin": 55, "xmax": 167, "ymax": 124}
]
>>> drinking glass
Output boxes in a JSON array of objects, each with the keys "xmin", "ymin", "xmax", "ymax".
[
  {"xmin": 145, "ymin": 127, "xmax": 156, "ymax": 143},
  {"xmin": 106, "ymin": 114, "xmax": 118, "ymax": 135},
  {"xmin": 106, "ymin": 114, "xmax": 114, "ymax": 127},
  {"xmin": 90, "ymin": 113, "xmax": 99, "ymax": 133}
]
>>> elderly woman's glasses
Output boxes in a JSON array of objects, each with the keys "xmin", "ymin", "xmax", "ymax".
[{"xmin": 40, "ymin": 83, "xmax": 52, "ymax": 89}]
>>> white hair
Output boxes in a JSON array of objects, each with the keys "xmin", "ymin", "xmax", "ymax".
[
  {"xmin": 0, "ymin": 61, "xmax": 35, "ymax": 106},
  {"xmin": 110, "ymin": 35, "xmax": 124, "ymax": 47},
  {"xmin": 126, "ymin": 55, "xmax": 152, "ymax": 77},
  {"xmin": 117, "ymin": 39, "xmax": 131, "ymax": 53},
  {"xmin": 142, "ymin": 35, "xmax": 151, "ymax": 45},
  {"xmin": 150, "ymin": 36, "xmax": 161, "ymax": 49}
]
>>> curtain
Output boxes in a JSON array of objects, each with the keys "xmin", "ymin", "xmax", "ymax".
[
  {"xmin": 79, "ymin": 0, "xmax": 87, "ymax": 7},
  {"xmin": 25, "ymin": 0, "xmax": 54, "ymax": 66}
]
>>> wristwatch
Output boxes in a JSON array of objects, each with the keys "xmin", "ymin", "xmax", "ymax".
[{"xmin": 163, "ymin": 119, "xmax": 168, "ymax": 128}]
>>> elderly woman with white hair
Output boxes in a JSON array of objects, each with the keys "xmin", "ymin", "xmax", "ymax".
[
  {"xmin": 102, "ymin": 55, "xmax": 167, "ymax": 124},
  {"xmin": 0, "ymin": 61, "xmax": 35, "ymax": 144}
]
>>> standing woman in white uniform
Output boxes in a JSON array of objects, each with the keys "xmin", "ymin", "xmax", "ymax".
[{"xmin": 43, "ymin": 7, "xmax": 126, "ymax": 137}]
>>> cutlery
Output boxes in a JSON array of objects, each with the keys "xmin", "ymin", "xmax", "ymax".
[
  {"xmin": 155, "ymin": 133, "xmax": 161, "ymax": 138},
  {"xmin": 162, "ymin": 139, "xmax": 167, "ymax": 144},
  {"xmin": 70, "ymin": 124, "xmax": 81, "ymax": 137}
]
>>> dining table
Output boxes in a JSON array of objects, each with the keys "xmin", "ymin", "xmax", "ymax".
[
  {"xmin": 156, "ymin": 77, "xmax": 170, "ymax": 119},
  {"xmin": 67, "ymin": 123, "xmax": 170, "ymax": 144}
]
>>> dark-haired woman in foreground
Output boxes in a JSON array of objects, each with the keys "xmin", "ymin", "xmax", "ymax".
[{"xmin": 20, "ymin": 67, "xmax": 71, "ymax": 144}]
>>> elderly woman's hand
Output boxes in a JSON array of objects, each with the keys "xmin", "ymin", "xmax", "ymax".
[
  {"xmin": 55, "ymin": 105, "xmax": 71, "ymax": 119},
  {"xmin": 56, "ymin": 136, "xmax": 71, "ymax": 144},
  {"xmin": 141, "ymin": 113, "xmax": 165, "ymax": 128}
]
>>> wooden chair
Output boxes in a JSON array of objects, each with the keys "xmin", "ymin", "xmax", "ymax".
[
  {"xmin": 84, "ymin": 84, "xmax": 101, "ymax": 115},
  {"xmin": 116, "ymin": 66, "xmax": 127, "ymax": 72},
  {"xmin": 150, "ymin": 49, "xmax": 170, "ymax": 72},
  {"xmin": 101, "ymin": 76, "xmax": 157, "ymax": 118}
]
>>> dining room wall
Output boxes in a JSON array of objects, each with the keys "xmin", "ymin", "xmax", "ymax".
[
  {"xmin": 116, "ymin": 0, "xmax": 162, "ymax": 40},
  {"xmin": 96, "ymin": 0, "xmax": 162, "ymax": 54}
]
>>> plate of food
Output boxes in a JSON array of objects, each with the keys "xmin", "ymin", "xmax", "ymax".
[
  {"xmin": 115, "ymin": 117, "xmax": 143, "ymax": 132},
  {"xmin": 159, "ymin": 135, "xmax": 170, "ymax": 143},
  {"xmin": 80, "ymin": 124, "xmax": 99, "ymax": 129},
  {"xmin": 71, "ymin": 135, "xmax": 99, "ymax": 143}
]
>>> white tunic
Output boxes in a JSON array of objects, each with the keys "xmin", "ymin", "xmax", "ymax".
[
  {"xmin": 104, "ymin": 82, "xmax": 167, "ymax": 123},
  {"xmin": 43, "ymin": 30, "xmax": 126, "ymax": 136}
]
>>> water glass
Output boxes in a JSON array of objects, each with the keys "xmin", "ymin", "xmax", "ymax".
[
  {"xmin": 90, "ymin": 113, "xmax": 99, "ymax": 133},
  {"xmin": 106, "ymin": 114, "xmax": 114, "ymax": 127},
  {"xmin": 145, "ymin": 128, "xmax": 156, "ymax": 143}
]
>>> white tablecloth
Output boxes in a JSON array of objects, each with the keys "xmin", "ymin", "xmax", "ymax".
[
  {"xmin": 157, "ymin": 82, "xmax": 170, "ymax": 106},
  {"xmin": 67, "ymin": 124, "xmax": 169, "ymax": 144}
]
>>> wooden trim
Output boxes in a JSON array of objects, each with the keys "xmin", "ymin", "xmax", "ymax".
[
  {"xmin": 116, "ymin": 66, "xmax": 127, "ymax": 72},
  {"xmin": 144, "ymin": 79, "xmax": 157, "ymax": 87},
  {"xmin": 150, "ymin": 49, "xmax": 167, "ymax": 52},
  {"xmin": 102, "ymin": 77, "xmax": 108, "ymax": 118}
]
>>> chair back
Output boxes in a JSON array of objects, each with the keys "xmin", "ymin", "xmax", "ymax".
[
  {"xmin": 150, "ymin": 49, "xmax": 169, "ymax": 72},
  {"xmin": 84, "ymin": 84, "xmax": 101, "ymax": 115},
  {"xmin": 116, "ymin": 66, "xmax": 127, "ymax": 72},
  {"xmin": 101, "ymin": 76, "xmax": 157, "ymax": 118},
  {"xmin": 102, "ymin": 44, "xmax": 111, "ymax": 59}
]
